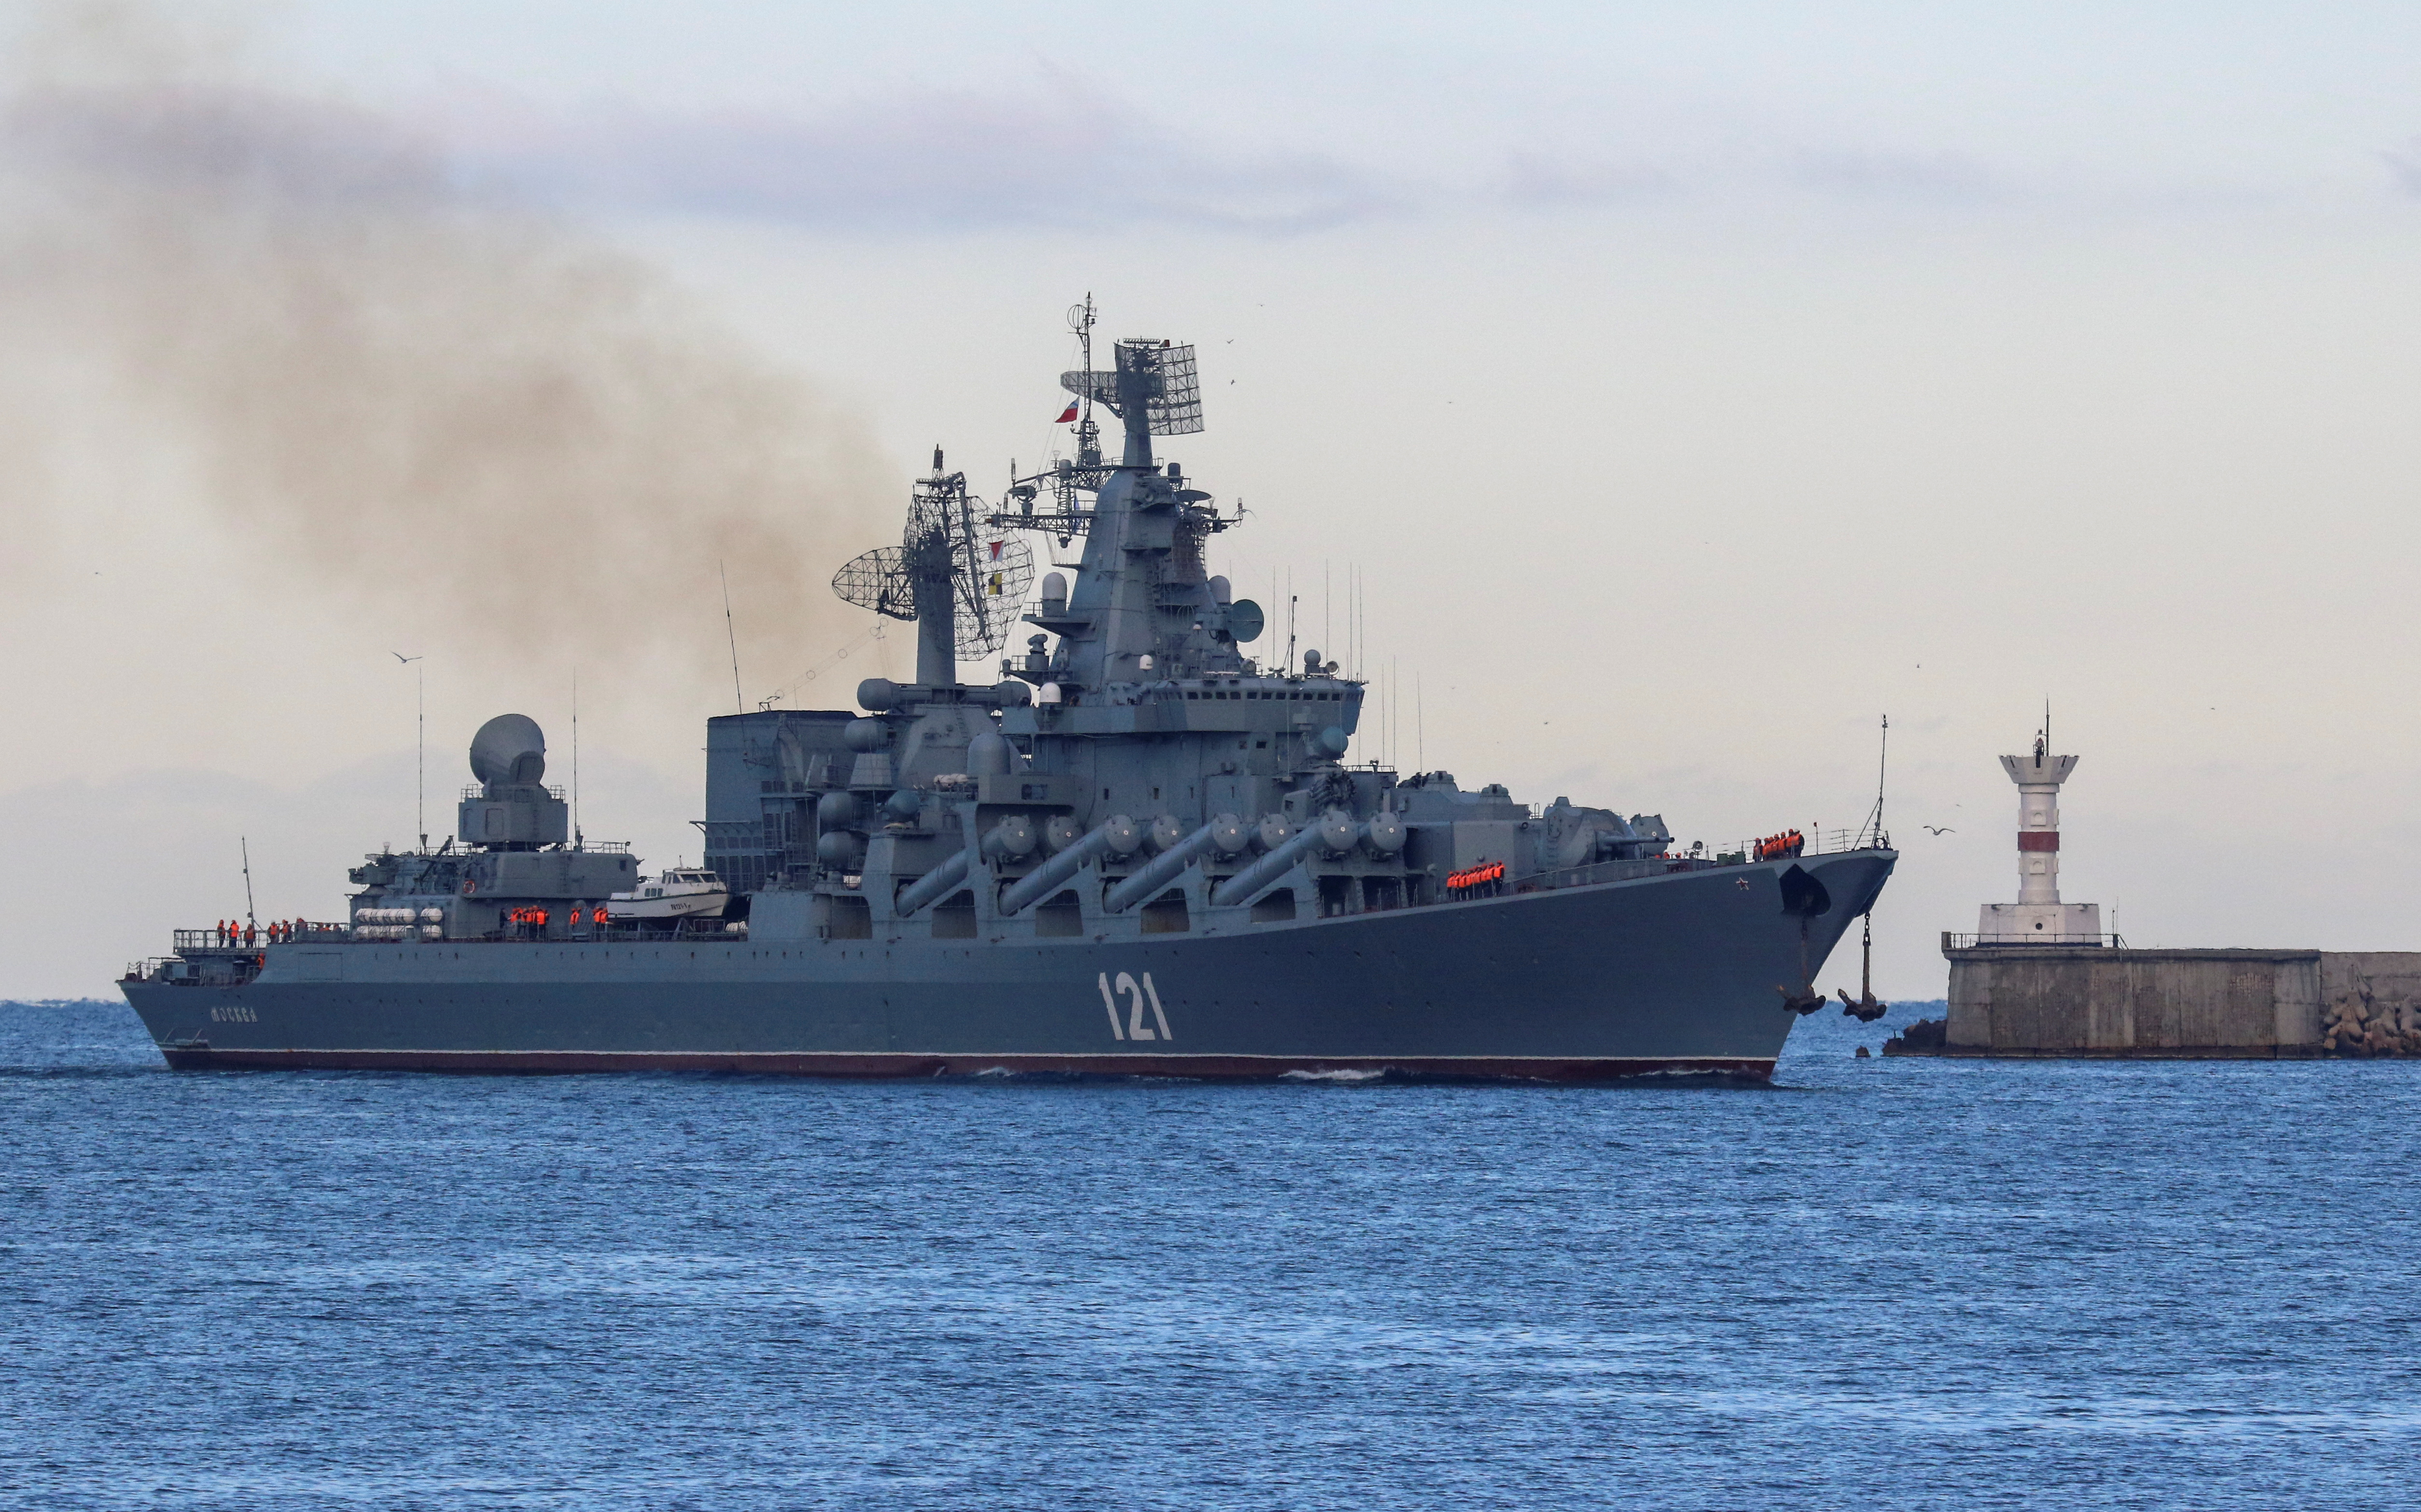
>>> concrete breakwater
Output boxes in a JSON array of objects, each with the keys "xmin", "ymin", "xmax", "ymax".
[{"xmin": 1886, "ymin": 941, "xmax": 2421, "ymax": 1058}]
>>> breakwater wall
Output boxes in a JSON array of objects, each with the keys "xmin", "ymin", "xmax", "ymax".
[{"xmin": 1886, "ymin": 942, "xmax": 2421, "ymax": 1058}]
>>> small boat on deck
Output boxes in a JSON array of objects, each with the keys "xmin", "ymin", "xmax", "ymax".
[{"xmin": 604, "ymin": 870, "xmax": 729, "ymax": 924}]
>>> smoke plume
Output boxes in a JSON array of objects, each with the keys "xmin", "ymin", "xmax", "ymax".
[{"xmin": 0, "ymin": 2, "xmax": 894, "ymax": 709}]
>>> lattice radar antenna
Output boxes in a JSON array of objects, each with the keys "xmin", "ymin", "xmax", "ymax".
[
  {"xmin": 831, "ymin": 450, "xmax": 1036, "ymax": 659},
  {"xmin": 1058, "ymin": 339, "xmax": 1204, "ymax": 437}
]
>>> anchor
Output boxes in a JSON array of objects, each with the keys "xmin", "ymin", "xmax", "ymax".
[
  {"xmin": 1776, "ymin": 914, "xmax": 1826, "ymax": 1016},
  {"xmin": 1838, "ymin": 911, "xmax": 1888, "ymax": 1022}
]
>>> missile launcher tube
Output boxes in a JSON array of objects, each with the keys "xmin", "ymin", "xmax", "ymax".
[
  {"xmin": 892, "ymin": 848, "xmax": 972, "ymax": 918},
  {"xmin": 1212, "ymin": 818, "xmax": 1357, "ymax": 908},
  {"xmin": 1101, "ymin": 821, "xmax": 1226, "ymax": 914},
  {"xmin": 997, "ymin": 822, "xmax": 1120, "ymax": 916}
]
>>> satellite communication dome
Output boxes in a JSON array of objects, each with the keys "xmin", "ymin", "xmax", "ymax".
[{"xmin": 468, "ymin": 714, "xmax": 547, "ymax": 787}]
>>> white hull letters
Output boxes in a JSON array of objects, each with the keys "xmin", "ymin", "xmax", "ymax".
[{"xmin": 1098, "ymin": 971, "xmax": 1173, "ymax": 1042}]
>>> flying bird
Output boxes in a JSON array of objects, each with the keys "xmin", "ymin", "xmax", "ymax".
[
  {"xmin": 392, "ymin": 652, "xmax": 422, "ymax": 665},
  {"xmin": 1923, "ymin": 825, "xmax": 1954, "ymax": 836}
]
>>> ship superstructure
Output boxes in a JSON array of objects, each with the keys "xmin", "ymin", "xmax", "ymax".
[{"xmin": 122, "ymin": 301, "xmax": 1895, "ymax": 1080}]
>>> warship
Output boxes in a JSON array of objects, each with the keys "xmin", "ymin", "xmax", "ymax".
[{"xmin": 121, "ymin": 301, "xmax": 1896, "ymax": 1081}]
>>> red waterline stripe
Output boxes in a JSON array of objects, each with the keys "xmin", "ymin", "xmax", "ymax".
[{"xmin": 157, "ymin": 1047, "xmax": 1777, "ymax": 1083}]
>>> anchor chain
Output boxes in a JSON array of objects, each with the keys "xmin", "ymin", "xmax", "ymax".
[
  {"xmin": 1838, "ymin": 911, "xmax": 1888, "ymax": 1022},
  {"xmin": 1777, "ymin": 916, "xmax": 1826, "ymax": 1015}
]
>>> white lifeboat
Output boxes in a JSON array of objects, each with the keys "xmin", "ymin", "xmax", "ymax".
[{"xmin": 603, "ymin": 870, "xmax": 730, "ymax": 923}]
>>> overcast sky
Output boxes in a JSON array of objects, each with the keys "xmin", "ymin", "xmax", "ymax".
[{"xmin": 6, "ymin": 1, "xmax": 2421, "ymax": 996}]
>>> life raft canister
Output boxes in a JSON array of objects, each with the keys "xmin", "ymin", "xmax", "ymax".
[{"xmin": 462, "ymin": 879, "xmax": 477, "ymax": 895}]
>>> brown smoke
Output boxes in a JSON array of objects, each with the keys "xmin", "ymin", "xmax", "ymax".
[{"xmin": 0, "ymin": 2, "xmax": 894, "ymax": 706}]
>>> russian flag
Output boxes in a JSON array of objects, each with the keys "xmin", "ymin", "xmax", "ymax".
[{"xmin": 1054, "ymin": 399, "xmax": 1079, "ymax": 424}]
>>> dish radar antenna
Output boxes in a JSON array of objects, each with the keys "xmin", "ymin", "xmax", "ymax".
[{"xmin": 831, "ymin": 447, "xmax": 1037, "ymax": 685}]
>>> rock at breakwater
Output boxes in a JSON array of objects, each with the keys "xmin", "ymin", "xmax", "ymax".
[
  {"xmin": 2320, "ymin": 984, "xmax": 2421, "ymax": 1056},
  {"xmin": 1881, "ymin": 1017, "xmax": 1947, "ymax": 1055}
]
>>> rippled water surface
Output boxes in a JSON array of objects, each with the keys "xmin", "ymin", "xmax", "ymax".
[{"xmin": 2, "ymin": 998, "xmax": 2415, "ymax": 1510}]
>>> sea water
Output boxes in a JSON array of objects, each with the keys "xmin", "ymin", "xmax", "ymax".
[{"xmin": 1, "ymin": 998, "xmax": 2413, "ymax": 1510}]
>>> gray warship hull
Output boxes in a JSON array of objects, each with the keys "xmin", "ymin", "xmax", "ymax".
[
  {"xmin": 122, "ymin": 302, "xmax": 1902, "ymax": 1082},
  {"xmin": 121, "ymin": 849, "xmax": 1892, "ymax": 1081}
]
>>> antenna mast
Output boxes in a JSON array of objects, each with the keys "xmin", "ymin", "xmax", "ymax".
[
  {"xmin": 720, "ymin": 561, "xmax": 744, "ymax": 715},
  {"xmin": 1875, "ymin": 714, "xmax": 1889, "ymax": 846},
  {"xmin": 1859, "ymin": 714, "xmax": 1891, "ymax": 848},
  {"xmin": 571, "ymin": 669, "xmax": 581, "ymax": 848},
  {"xmin": 1071, "ymin": 293, "xmax": 1100, "ymax": 466},
  {"xmin": 392, "ymin": 652, "xmax": 426, "ymax": 850},
  {"xmin": 240, "ymin": 838, "xmax": 257, "ymax": 931},
  {"xmin": 415, "ymin": 660, "xmax": 424, "ymax": 850}
]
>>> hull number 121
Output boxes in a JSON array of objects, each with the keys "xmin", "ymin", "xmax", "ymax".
[{"xmin": 1099, "ymin": 972, "xmax": 1172, "ymax": 1042}]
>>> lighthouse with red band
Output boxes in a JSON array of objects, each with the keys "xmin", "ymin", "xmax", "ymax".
[{"xmin": 1978, "ymin": 723, "xmax": 2103, "ymax": 944}]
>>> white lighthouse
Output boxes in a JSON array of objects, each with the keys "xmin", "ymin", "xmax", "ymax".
[{"xmin": 1977, "ymin": 729, "xmax": 2103, "ymax": 944}]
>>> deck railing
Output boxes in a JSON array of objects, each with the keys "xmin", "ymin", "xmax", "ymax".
[
  {"xmin": 1942, "ymin": 931, "xmax": 2128, "ymax": 950},
  {"xmin": 174, "ymin": 921, "xmax": 348, "ymax": 950}
]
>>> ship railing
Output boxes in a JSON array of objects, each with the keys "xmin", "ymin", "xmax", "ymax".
[
  {"xmin": 174, "ymin": 921, "xmax": 348, "ymax": 951},
  {"xmin": 587, "ymin": 917, "xmax": 746, "ymax": 942},
  {"xmin": 1942, "ymin": 931, "xmax": 2128, "ymax": 950},
  {"xmin": 138, "ymin": 953, "xmax": 260, "ymax": 985},
  {"xmin": 1723, "ymin": 827, "xmax": 1869, "ymax": 860},
  {"xmin": 1523, "ymin": 831, "xmax": 1901, "ymax": 893},
  {"xmin": 445, "ymin": 918, "xmax": 748, "ymax": 944},
  {"xmin": 1715, "ymin": 829, "xmax": 1893, "ymax": 862},
  {"xmin": 1518, "ymin": 855, "xmax": 1717, "ymax": 892}
]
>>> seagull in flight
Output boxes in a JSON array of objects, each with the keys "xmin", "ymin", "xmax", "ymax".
[
  {"xmin": 1923, "ymin": 825, "xmax": 1954, "ymax": 836},
  {"xmin": 392, "ymin": 652, "xmax": 422, "ymax": 665}
]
